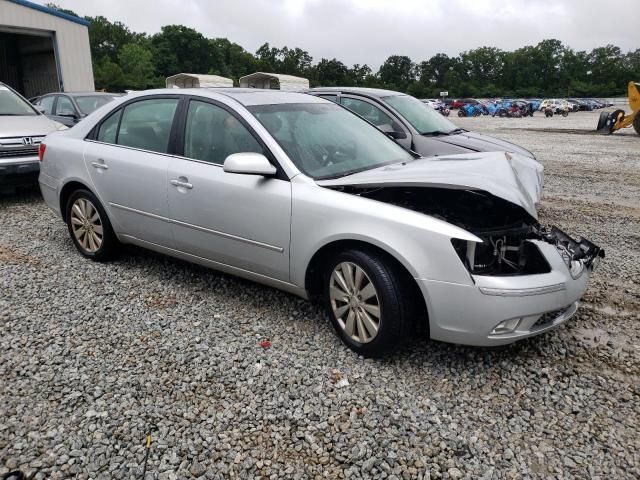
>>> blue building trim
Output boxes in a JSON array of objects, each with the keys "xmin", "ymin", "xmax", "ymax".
[{"xmin": 7, "ymin": 0, "xmax": 91, "ymax": 27}]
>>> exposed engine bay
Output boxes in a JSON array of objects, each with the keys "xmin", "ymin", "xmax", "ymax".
[{"xmin": 336, "ymin": 186, "xmax": 604, "ymax": 276}]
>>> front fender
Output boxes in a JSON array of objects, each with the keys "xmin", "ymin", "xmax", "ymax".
[{"xmin": 289, "ymin": 181, "xmax": 478, "ymax": 288}]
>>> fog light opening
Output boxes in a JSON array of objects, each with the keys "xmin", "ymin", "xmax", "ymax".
[{"xmin": 491, "ymin": 318, "xmax": 521, "ymax": 335}]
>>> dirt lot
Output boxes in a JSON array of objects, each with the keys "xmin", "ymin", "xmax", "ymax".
[{"xmin": 1, "ymin": 110, "xmax": 638, "ymax": 479}]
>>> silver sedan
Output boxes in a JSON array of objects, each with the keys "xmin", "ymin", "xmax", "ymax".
[{"xmin": 38, "ymin": 89, "xmax": 603, "ymax": 357}]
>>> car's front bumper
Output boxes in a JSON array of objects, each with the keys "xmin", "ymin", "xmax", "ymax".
[
  {"xmin": 419, "ymin": 240, "xmax": 599, "ymax": 346},
  {"xmin": 0, "ymin": 156, "xmax": 40, "ymax": 185}
]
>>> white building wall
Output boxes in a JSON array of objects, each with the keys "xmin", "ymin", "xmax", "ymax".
[{"xmin": 0, "ymin": 0, "xmax": 94, "ymax": 91}]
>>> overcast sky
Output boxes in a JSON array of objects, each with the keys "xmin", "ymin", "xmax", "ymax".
[{"xmin": 45, "ymin": 0, "xmax": 639, "ymax": 69}]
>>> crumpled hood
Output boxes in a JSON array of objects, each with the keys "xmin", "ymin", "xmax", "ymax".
[
  {"xmin": 436, "ymin": 130, "xmax": 535, "ymax": 159},
  {"xmin": 0, "ymin": 115, "xmax": 62, "ymax": 137},
  {"xmin": 317, "ymin": 151, "xmax": 544, "ymax": 219}
]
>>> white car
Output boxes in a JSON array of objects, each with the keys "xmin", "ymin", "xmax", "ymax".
[
  {"xmin": 0, "ymin": 82, "xmax": 66, "ymax": 190},
  {"xmin": 539, "ymin": 99, "xmax": 570, "ymax": 113},
  {"xmin": 38, "ymin": 88, "xmax": 603, "ymax": 357},
  {"xmin": 421, "ymin": 98, "xmax": 442, "ymax": 109}
]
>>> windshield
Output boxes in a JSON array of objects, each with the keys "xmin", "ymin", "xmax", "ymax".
[
  {"xmin": 0, "ymin": 85, "xmax": 37, "ymax": 116},
  {"xmin": 75, "ymin": 95, "xmax": 116, "ymax": 114},
  {"xmin": 249, "ymin": 102, "xmax": 413, "ymax": 180},
  {"xmin": 383, "ymin": 95, "xmax": 458, "ymax": 135}
]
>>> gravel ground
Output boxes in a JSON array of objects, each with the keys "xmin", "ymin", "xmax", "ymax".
[{"xmin": 1, "ymin": 110, "xmax": 638, "ymax": 479}]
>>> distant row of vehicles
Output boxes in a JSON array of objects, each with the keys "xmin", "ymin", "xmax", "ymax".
[
  {"xmin": 423, "ymin": 97, "xmax": 615, "ymax": 119},
  {"xmin": 438, "ymin": 97, "xmax": 613, "ymax": 111}
]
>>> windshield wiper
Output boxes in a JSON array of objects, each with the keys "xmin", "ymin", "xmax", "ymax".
[
  {"xmin": 421, "ymin": 130, "xmax": 454, "ymax": 136},
  {"xmin": 448, "ymin": 128, "xmax": 466, "ymax": 134}
]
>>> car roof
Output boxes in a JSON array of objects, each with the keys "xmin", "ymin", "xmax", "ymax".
[
  {"xmin": 307, "ymin": 86, "xmax": 407, "ymax": 99},
  {"xmin": 126, "ymin": 88, "xmax": 328, "ymax": 107},
  {"xmin": 40, "ymin": 91, "xmax": 120, "ymax": 97}
]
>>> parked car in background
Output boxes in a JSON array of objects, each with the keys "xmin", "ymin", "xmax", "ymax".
[
  {"xmin": 450, "ymin": 98, "xmax": 479, "ymax": 109},
  {"xmin": 584, "ymin": 98, "xmax": 605, "ymax": 109},
  {"xmin": 539, "ymin": 99, "xmax": 570, "ymax": 114},
  {"xmin": 31, "ymin": 92, "xmax": 120, "ymax": 127},
  {"xmin": 39, "ymin": 88, "xmax": 602, "ymax": 357},
  {"xmin": 421, "ymin": 98, "xmax": 442, "ymax": 109},
  {"xmin": 566, "ymin": 100, "xmax": 580, "ymax": 112},
  {"xmin": 568, "ymin": 98, "xmax": 593, "ymax": 111},
  {"xmin": 307, "ymin": 87, "xmax": 538, "ymax": 165},
  {"xmin": 0, "ymin": 82, "xmax": 66, "ymax": 190}
]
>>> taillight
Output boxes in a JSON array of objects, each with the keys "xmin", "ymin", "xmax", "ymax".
[{"xmin": 38, "ymin": 143, "xmax": 46, "ymax": 162}]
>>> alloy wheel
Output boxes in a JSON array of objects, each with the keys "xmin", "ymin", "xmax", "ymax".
[
  {"xmin": 70, "ymin": 197, "xmax": 103, "ymax": 253},
  {"xmin": 329, "ymin": 261, "xmax": 381, "ymax": 343}
]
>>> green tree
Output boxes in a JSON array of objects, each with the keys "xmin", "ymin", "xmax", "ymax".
[
  {"xmin": 86, "ymin": 16, "xmax": 138, "ymax": 62},
  {"xmin": 313, "ymin": 58, "xmax": 350, "ymax": 86},
  {"xmin": 378, "ymin": 55, "xmax": 415, "ymax": 90},
  {"xmin": 118, "ymin": 44, "xmax": 157, "ymax": 89},
  {"xmin": 93, "ymin": 57, "xmax": 125, "ymax": 91},
  {"xmin": 151, "ymin": 25, "xmax": 211, "ymax": 78}
]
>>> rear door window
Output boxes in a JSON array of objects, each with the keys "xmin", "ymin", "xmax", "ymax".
[
  {"xmin": 116, "ymin": 98, "xmax": 179, "ymax": 154},
  {"xmin": 318, "ymin": 94, "xmax": 338, "ymax": 103},
  {"xmin": 38, "ymin": 96, "xmax": 55, "ymax": 114},
  {"xmin": 96, "ymin": 109, "xmax": 122, "ymax": 144}
]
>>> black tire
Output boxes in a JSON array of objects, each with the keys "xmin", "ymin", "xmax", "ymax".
[
  {"xmin": 596, "ymin": 110, "xmax": 610, "ymax": 131},
  {"xmin": 322, "ymin": 249, "xmax": 415, "ymax": 357},
  {"xmin": 561, "ymin": 110, "xmax": 569, "ymax": 117},
  {"xmin": 457, "ymin": 110, "xmax": 465, "ymax": 117},
  {"xmin": 65, "ymin": 189, "xmax": 117, "ymax": 261},
  {"xmin": 498, "ymin": 110, "xmax": 506, "ymax": 118},
  {"xmin": 633, "ymin": 113, "xmax": 640, "ymax": 136}
]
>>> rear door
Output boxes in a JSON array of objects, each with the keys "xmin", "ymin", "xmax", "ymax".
[
  {"xmin": 83, "ymin": 96, "xmax": 180, "ymax": 247},
  {"xmin": 167, "ymin": 98, "xmax": 291, "ymax": 281}
]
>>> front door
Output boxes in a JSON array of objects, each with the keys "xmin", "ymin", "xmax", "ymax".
[
  {"xmin": 84, "ymin": 97, "xmax": 180, "ymax": 247},
  {"xmin": 167, "ymin": 99, "xmax": 291, "ymax": 281}
]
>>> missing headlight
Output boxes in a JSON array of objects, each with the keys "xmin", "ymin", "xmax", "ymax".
[{"xmin": 451, "ymin": 236, "xmax": 551, "ymax": 276}]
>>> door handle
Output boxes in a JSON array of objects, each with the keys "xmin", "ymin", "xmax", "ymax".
[
  {"xmin": 91, "ymin": 161, "xmax": 109, "ymax": 170},
  {"xmin": 170, "ymin": 178, "xmax": 193, "ymax": 189}
]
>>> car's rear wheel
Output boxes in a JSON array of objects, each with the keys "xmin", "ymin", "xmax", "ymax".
[
  {"xmin": 66, "ymin": 189, "xmax": 117, "ymax": 261},
  {"xmin": 323, "ymin": 249, "xmax": 414, "ymax": 357}
]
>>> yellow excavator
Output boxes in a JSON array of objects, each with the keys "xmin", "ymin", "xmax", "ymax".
[{"xmin": 596, "ymin": 81, "xmax": 640, "ymax": 135}]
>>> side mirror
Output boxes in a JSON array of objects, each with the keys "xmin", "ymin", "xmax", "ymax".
[
  {"xmin": 223, "ymin": 152, "xmax": 277, "ymax": 176},
  {"xmin": 34, "ymin": 105, "xmax": 46, "ymax": 114},
  {"xmin": 379, "ymin": 123, "xmax": 407, "ymax": 140}
]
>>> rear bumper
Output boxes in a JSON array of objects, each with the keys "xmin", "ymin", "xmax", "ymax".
[
  {"xmin": 0, "ymin": 156, "xmax": 39, "ymax": 185},
  {"xmin": 38, "ymin": 172, "xmax": 62, "ymax": 217},
  {"xmin": 419, "ymin": 240, "xmax": 596, "ymax": 346}
]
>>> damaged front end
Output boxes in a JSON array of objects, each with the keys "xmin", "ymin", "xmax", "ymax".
[{"xmin": 337, "ymin": 186, "xmax": 604, "ymax": 278}]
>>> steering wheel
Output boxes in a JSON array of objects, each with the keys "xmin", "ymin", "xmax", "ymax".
[{"xmin": 310, "ymin": 140, "xmax": 358, "ymax": 167}]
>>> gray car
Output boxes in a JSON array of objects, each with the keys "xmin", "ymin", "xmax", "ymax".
[
  {"xmin": 38, "ymin": 89, "xmax": 602, "ymax": 357},
  {"xmin": 31, "ymin": 92, "xmax": 120, "ymax": 127},
  {"xmin": 0, "ymin": 82, "xmax": 66, "ymax": 189},
  {"xmin": 308, "ymin": 87, "xmax": 536, "ymax": 159}
]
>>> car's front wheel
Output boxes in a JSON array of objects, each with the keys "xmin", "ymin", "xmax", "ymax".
[
  {"xmin": 65, "ymin": 189, "xmax": 117, "ymax": 261},
  {"xmin": 323, "ymin": 249, "xmax": 414, "ymax": 357}
]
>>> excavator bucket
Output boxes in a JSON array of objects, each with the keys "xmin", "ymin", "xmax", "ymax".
[{"xmin": 596, "ymin": 81, "xmax": 640, "ymax": 135}]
